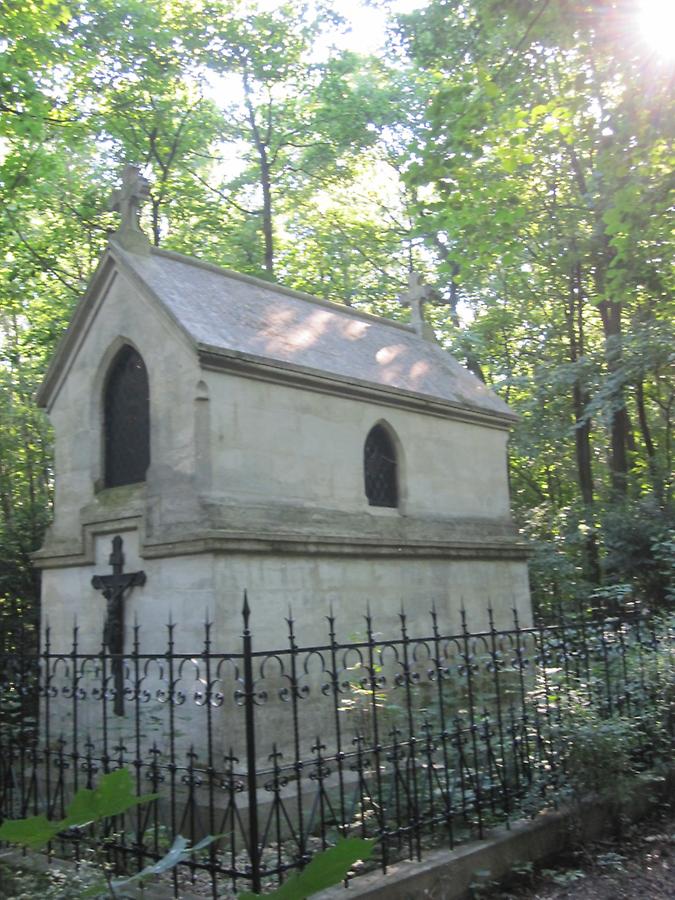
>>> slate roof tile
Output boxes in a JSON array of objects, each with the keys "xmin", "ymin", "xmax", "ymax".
[{"xmin": 115, "ymin": 245, "xmax": 515, "ymax": 422}]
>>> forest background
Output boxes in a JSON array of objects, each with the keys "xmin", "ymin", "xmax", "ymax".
[{"xmin": 1, "ymin": 0, "xmax": 673, "ymax": 636}]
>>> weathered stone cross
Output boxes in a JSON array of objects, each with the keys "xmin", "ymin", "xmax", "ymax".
[
  {"xmin": 91, "ymin": 535, "xmax": 146, "ymax": 716},
  {"xmin": 398, "ymin": 272, "xmax": 435, "ymax": 339},
  {"xmin": 108, "ymin": 164, "xmax": 151, "ymax": 253}
]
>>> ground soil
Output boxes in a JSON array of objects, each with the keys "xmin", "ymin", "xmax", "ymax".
[{"xmin": 484, "ymin": 803, "xmax": 674, "ymax": 900}]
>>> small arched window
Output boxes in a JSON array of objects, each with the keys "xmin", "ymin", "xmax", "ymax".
[
  {"xmin": 104, "ymin": 345, "xmax": 150, "ymax": 488},
  {"xmin": 364, "ymin": 424, "xmax": 398, "ymax": 508}
]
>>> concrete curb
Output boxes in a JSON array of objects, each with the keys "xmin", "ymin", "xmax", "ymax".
[{"xmin": 315, "ymin": 776, "xmax": 673, "ymax": 900}]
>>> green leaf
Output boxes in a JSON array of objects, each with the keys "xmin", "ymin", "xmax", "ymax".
[
  {"xmin": 602, "ymin": 207, "xmax": 623, "ymax": 235},
  {"xmin": 530, "ymin": 103, "xmax": 549, "ymax": 121},
  {"xmin": 64, "ymin": 768, "xmax": 159, "ymax": 826},
  {"xmin": 238, "ymin": 839, "xmax": 375, "ymax": 900},
  {"xmin": 0, "ymin": 770, "xmax": 159, "ymax": 850},
  {"xmin": 0, "ymin": 814, "xmax": 65, "ymax": 849}
]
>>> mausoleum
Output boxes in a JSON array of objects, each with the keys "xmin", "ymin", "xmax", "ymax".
[{"xmin": 35, "ymin": 166, "xmax": 531, "ymax": 665}]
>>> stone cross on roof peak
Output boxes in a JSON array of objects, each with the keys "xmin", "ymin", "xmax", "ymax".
[
  {"xmin": 398, "ymin": 271, "xmax": 436, "ymax": 341},
  {"xmin": 108, "ymin": 164, "xmax": 151, "ymax": 254}
]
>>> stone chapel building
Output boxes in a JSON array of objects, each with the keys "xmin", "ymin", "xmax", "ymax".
[{"xmin": 34, "ymin": 166, "xmax": 531, "ymax": 658}]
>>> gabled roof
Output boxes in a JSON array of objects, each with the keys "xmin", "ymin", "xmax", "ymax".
[{"xmin": 37, "ymin": 240, "xmax": 518, "ymax": 428}]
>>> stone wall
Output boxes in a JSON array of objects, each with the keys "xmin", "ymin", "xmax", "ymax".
[
  {"xmin": 200, "ymin": 368, "xmax": 512, "ymax": 520},
  {"xmin": 41, "ymin": 539, "xmax": 531, "ymax": 654}
]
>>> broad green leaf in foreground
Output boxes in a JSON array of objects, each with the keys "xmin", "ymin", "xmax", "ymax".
[
  {"xmin": 64, "ymin": 768, "xmax": 158, "ymax": 826},
  {"xmin": 0, "ymin": 814, "xmax": 65, "ymax": 850},
  {"xmin": 0, "ymin": 769, "xmax": 159, "ymax": 850},
  {"xmin": 238, "ymin": 838, "xmax": 375, "ymax": 900}
]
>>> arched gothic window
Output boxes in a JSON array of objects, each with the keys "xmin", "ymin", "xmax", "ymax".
[
  {"xmin": 104, "ymin": 345, "xmax": 150, "ymax": 488},
  {"xmin": 364, "ymin": 424, "xmax": 398, "ymax": 508}
]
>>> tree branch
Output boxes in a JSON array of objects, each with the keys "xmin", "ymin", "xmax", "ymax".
[
  {"xmin": 188, "ymin": 169, "xmax": 260, "ymax": 216},
  {"xmin": 4, "ymin": 211, "xmax": 80, "ymax": 295}
]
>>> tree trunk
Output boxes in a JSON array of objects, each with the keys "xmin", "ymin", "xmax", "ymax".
[
  {"xmin": 151, "ymin": 198, "xmax": 161, "ymax": 247},
  {"xmin": 567, "ymin": 144, "xmax": 630, "ymax": 498},
  {"xmin": 597, "ymin": 296, "xmax": 630, "ymax": 496},
  {"xmin": 243, "ymin": 74, "xmax": 275, "ymax": 278},
  {"xmin": 567, "ymin": 264, "xmax": 600, "ymax": 583},
  {"xmin": 636, "ymin": 379, "xmax": 663, "ymax": 504},
  {"xmin": 429, "ymin": 238, "xmax": 486, "ymax": 382},
  {"xmin": 259, "ymin": 147, "xmax": 274, "ymax": 277},
  {"xmin": 567, "ymin": 265, "xmax": 594, "ymax": 506}
]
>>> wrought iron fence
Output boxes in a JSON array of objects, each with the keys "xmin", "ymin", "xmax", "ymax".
[{"xmin": 0, "ymin": 600, "xmax": 673, "ymax": 898}]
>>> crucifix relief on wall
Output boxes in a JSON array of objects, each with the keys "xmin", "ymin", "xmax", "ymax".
[{"xmin": 91, "ymin": 535, "xmax": 146, "ymax": 716}]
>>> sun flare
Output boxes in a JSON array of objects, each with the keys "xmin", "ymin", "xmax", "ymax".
[{"xmin": 637, "ymin": 0, "xmax": 675, "ymax": 59}]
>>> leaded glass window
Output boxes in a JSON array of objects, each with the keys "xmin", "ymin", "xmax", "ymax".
[
  {"xmin": 364, "ymin": 424, "xmax": 398, "ymax": 508},
  {"xmin": 104, "ymin": 345, "xmax": 150, "ymax": 488}
]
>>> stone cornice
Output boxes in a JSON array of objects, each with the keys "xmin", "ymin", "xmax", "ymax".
[
  {"xmin": 34, "ymin": 495, "xmax": 531, "ymax": 569},
  {"xmin": 142, "ymin": 534, "xmax": 531, "ymax": 561},
  {"xmin": 198, "ymin": 346, "xmax": 518, "ymax": 431},
  {"xmin": 34, "ymin": 531, "xmax": 530, "ymax": 569}
]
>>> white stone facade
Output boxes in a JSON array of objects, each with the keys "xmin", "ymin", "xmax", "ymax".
[{"xmin": 35, "ymin": 242, "xmax": 531, "ymax": 654}]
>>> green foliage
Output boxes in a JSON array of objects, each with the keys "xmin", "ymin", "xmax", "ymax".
[
  {"xmin": 600, "ymin": 502, "xmax": 675, "ymax": 607},
  {"xmin": 0, "ymin": 769, "xmax": 158, "ymax": 850},
  {"xmin": 553, "ymin": 637, "xmax": 674, "ymax": 830},
  {"xmin": 238, "ymin": 838, "xmax": 375, "ymax": 900},
  {"xmin": 397, "ymin": 0, "xmax": 674, "ymax": 608},
  {"xmin": 559, "ymin": 709, "xmax": 640, "ymax": 804},
  {"xmin": 0, "ymin": 813, "xmax": 68, "ymax": 851},
  {"xmin": 652, "ymin": 531, "xmax": 675, "ymax": 604},
  {"xmin": 60, "ymin": 768, "xmax": 158, "ymax": 827}
]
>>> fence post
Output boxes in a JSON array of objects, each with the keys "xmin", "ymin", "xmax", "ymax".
[
  {"xmin": 460, "ymin": 606, "xmax": 483, "ymax": 838},
  {"xmin": 43, "ymin": 620, "xmax": 52, "ymax": 816},
  {"xmin": 242, "ymin": 592, "xmax": 261, "ymax": 893}
]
